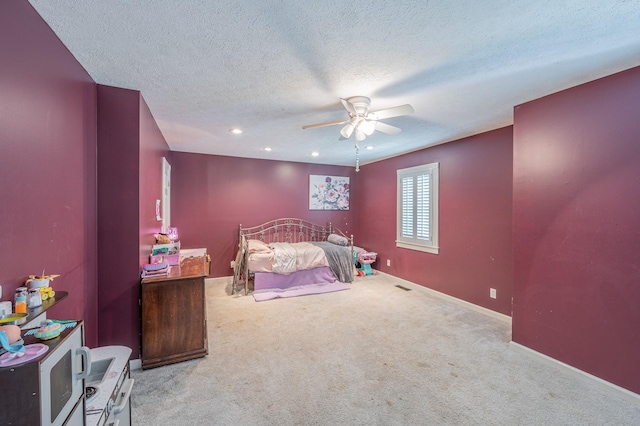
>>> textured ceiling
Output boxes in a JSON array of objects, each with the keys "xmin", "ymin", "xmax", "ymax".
[{"xmin": 29, "ymin": 0, "xmax": 640, "ymax": 168}]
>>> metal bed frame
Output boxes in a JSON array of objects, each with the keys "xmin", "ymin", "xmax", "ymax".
[{"xmin": 232, "ymin": 218, "xmax": 353, "ymax": 295}]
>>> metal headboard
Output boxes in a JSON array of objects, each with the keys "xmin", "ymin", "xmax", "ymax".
[{"xmin": 239, "ymin": 218, "xmax": 335, "ymax": 244}]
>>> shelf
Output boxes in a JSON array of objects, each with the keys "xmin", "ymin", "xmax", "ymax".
[{"xmin": 20, "ymin": 290, "xmax": 68, "ymax": 329}]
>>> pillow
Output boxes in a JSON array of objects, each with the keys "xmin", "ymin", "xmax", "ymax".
[
  {"xmin": 247, "ymin": 239, "xmax": 272, "ymax": 254},
  {"xmin": 327, "ymin": 233, "xmax": 348, "ymax": 246}
]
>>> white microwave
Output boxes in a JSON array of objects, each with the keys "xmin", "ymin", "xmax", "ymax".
[{"xmin": 0, "ymin": 322, "xmax": 90, "ymax": 425}]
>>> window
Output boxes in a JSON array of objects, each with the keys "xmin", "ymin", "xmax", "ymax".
[{"xmin": 396, "ymin": 162, "xmax": 439, "ymax": 254}]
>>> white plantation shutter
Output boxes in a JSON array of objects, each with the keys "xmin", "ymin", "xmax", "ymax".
[
  {"xmin": 401, "ymin": 176, "xmax": 414, "ymax": 238},
  {"xmin": 397, "ymin": 163, "xmax": 439, "ymax": 254},
  {"xmin": 416, "ymin": 173, "xmax": 430, "ymax": 240}
]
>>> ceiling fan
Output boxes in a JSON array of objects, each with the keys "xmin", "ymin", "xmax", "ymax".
[{"xmin": 302, "ymin": 96, "xmax": 414, "ymax": 142}]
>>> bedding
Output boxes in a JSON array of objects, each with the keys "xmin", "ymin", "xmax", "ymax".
[
  {"xmin": 248, "ymin": 241, "xmax": 330, "ymax": 273},
  {"xmin": 246, "ymin": 240, "xmax": 348, "ymax": 281},
  {"xmin": 252, "ymin": 267, "xmax": 350, "ymax": 301},
  {"xmin": 270, "ymin": 241, "xmax": 329, "ymax": 274},
  {"xmin": 310, "ymin": 241, "xmax": 353, "ymax": 283},
  {"xmin": 270, "ymin": 242, "xmax": 297, "ymax": 274},
  {"xmin": 248, "ymin": 239, "xmax": 271, "ymax": 254},
  {"xmin": 247, "ymin": 251, "xmax": 274, "ymax": 273}
]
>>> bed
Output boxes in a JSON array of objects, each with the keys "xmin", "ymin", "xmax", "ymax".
[{"xmin": 232, "ymin": 218, "xmax": 354, "ymax": 300}]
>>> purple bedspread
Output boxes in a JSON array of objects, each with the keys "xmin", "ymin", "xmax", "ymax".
[{"xmin": 253, "ymin": 266, "xmax": 350, "ymax": 301}]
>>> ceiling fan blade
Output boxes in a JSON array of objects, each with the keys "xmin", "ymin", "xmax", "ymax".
[
  {"xmin": 302, "ymin": 119, "xmax": 346, "ymax": 130},
  {"xmin": 340, "ymin": 98, "xmax": 357, "ymax": 115},
  {"xmin": 375, "ymin": 121, "xmax": 402, "ymax": 135},
  {"xmin": 370, "ymin": 104, "xmax": 414, "ymax": 120}
]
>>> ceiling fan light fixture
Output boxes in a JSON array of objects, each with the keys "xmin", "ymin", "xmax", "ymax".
[
  {"xmin": 359, "ymin": 119, "xmax": 376, "ymax": 136},
  {"xmin": 302, "ymin": 96, "xmax": 413, "ymax": 154},
  {"xmin": 340, "ymin": 122, "xmax": 355, "ymax": 139}
]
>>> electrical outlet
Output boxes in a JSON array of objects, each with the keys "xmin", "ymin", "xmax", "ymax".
[
  {"xmin": 490, "ymin": 288, "xmax": 497, "ymax": 299},
  {"xmin": 230, "ymin": 260, "xmax": 236, "ymax": 269},
  {"xmin": 387, "ymin": 259, "xmax": 391, "ymax": 267}
]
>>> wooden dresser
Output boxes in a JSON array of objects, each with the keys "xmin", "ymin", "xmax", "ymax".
[{"xmin": 140, "ymin": 256, "xmax": 209, "ymax": 369}]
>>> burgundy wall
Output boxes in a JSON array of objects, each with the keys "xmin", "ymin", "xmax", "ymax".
[
  {"xmin": 97, "ymin": 86, "xmax": 169, "ymax": 357},
  {"xmin": 97, "ymin": 86, "xmax": 141, "ymax": 354},
  {"xmin": 171, "ymin": 153, "xmax": 357, "ymax": 277},
  {"xmin": 0, "ymin": 1, "xmax": 99, "ymax": 345},
  {"xmin": 138, "ymin": 96, "xmax": 170, "ymax": 265},
  {"xmin": 512, "ymin": 66, "xmax": 640, "ymax": 394},
  {"xmin": 354, "ymin": 128, "xmax": 514, "ymax": 315}
]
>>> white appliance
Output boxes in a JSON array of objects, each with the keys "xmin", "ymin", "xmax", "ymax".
[
  {"xmin": 85, "ymin": 346, "xmax": 133, "ymax": 426},
  {"xmin": 0, "ymin": 322, "xmax": 90, "ymax": 425},
  {"xmin": 105, "ymin": 374, "xmax": 134, "ymax": 426}
]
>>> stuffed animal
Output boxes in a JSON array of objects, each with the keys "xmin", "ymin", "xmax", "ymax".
[{"xmin": 156, "ymin": 234, "xmax": 171, "ymax": 244}]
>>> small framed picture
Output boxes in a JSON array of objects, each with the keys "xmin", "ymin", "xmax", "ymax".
[{"xmin": 309, "ymin": 175, "xmax": 350, "ymax": 210}]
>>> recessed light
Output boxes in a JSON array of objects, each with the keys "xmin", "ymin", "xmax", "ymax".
[
  {"xmin": 311, "ymin": 152, "xmax": 319, "ymax": 157},
  {"xmin": 366, "ymin": 145, "xmax": 374, "ymax": 150},
  {"xmin": 230, "ymin": 128, "xmax": 242, "ymax": 134},
  {"xmin": 264, "ymin": 147, "xmax": 272, "ymax": 151}
]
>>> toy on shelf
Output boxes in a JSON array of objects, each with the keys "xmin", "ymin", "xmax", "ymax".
[
  {"xmin": 25, "ymin": 271, "xmax": 58, "ymax": 304},
  {"xmin": 34, "ymin": 320, "xmax": 64, "ymax": 340},
  {"xmin": 39, "ymin": 286, "xmax": 56, "ymax": 301},
  {"xmin": 26, "ymin": 271, "xmax": 60, "ymax": 288},
  {"xmin": 357, "ymin": 251, "xmax": 377, "ymax": 276}
]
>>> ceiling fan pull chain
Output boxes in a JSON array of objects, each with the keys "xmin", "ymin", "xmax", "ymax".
[{"xmin": 355, "ymin": 144, "xmax": 360, "ymax": 172}]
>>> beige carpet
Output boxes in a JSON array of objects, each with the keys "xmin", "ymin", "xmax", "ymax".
[{"xmin": 131, "ymin": 274, "xmax": 640, "ymax": 425}]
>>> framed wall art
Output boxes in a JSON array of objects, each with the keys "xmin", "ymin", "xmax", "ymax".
[{"xmin": 309, "ymin": 175, "xmax": 350, "ymax": 210}]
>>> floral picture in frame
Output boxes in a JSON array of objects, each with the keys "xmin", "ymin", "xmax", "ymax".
[{"xmin": 309, "ymin": 175, "xmax": 350, "ymax": 210}]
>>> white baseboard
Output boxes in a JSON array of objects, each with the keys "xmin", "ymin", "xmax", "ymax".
[
  {"xmin": 510, "ymin": 342, "xmax": 640, "ymax": 404},
  {"xmin": 130, "ymin": 358, "xmax": 142, "ymax": 371},
  {"xmin": 376, "ymin": 271, "xmax": 512, "ymax": 323}
]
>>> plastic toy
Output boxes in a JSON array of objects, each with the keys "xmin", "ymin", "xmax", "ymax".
[
  {"xmin": 357, "ymin": 251, "xmax": 377, "ymax": 276},
  {"xmin": 39, "ymin": 286, "xmax": 56, "ymax": 301},
  {"xmin": 35, "ymin": 320, "xmax": 63, "ymax": 340}
]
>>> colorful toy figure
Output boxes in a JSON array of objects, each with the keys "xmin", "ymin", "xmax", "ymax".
[{"xmin": 39, "ymin": 287, "xmax": 56, "ymax": 301}]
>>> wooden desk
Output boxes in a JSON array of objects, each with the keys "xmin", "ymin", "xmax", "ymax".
[{"xmin": 140, "ymin": 257, "xmax": 209, "ymax": 369}]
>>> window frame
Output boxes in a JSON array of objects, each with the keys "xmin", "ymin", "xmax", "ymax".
[{"xmin": 396, "ymin": 162, "xmax": 439, "ymax": 254}]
